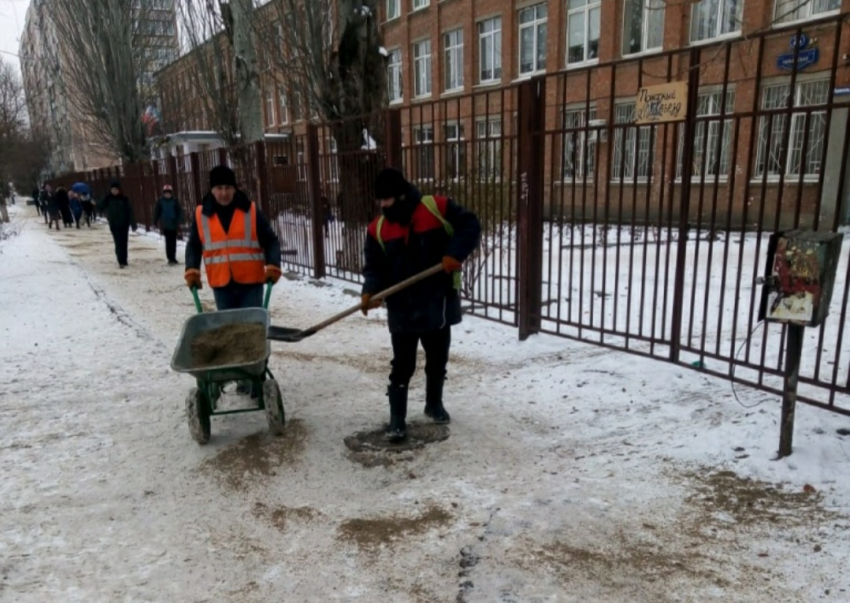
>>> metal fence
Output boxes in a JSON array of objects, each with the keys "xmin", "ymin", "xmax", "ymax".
[{"xmin": 49, "ymin": 13, "xmax": 850, "ymax": 415}]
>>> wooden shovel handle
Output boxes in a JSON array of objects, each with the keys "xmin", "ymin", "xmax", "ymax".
[{"xmin": 298, "ymin": 263, "xmax": 444, "ymax": 336}]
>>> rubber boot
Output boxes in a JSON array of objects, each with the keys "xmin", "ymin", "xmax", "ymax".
[
  {"xmin": 424, "ymin": 375, "xmax": 451, "ymax": 424},
  {"xmin": 386, "ymin": 383, "xmax": 408, "ymax": 442}
]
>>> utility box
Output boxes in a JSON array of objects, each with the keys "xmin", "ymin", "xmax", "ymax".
[{"xmin": 758, "ymin": 230, "xmax": 844, "ymax": 327}]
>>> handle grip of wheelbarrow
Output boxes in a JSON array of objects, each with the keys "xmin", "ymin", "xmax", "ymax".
[
  {"xmin": 263, "ymin": 281, "xmax": 274, "ymax": 310},
  {"xmin": 191, "ymin": 287, "xmax": 203, "ymax": 314}
]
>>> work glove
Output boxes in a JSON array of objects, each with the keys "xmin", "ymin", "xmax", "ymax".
[
  {"xmin": 265, "ymin": 265, "xmax": 282, "ymax": 285},
  {"xmin": 185, "ymin": 268, "xmax": 202, "ymax": 290},
  {"xmin": 361, "ymin": 293, "xmax": 382, "ymax": 316},
  {"xmin": 442, "ymin": 256, "xmax": 462, "ymax": 273}
]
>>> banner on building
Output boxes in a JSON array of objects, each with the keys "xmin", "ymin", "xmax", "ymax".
[{"xmin": 635, "ymin": 82, "xmax": 688, "ymax": 125}]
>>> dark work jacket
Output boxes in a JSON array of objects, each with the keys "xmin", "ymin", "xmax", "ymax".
[
  {"xmin": 185, "ymin": 190, "xmax": 282, "ymax": 278},
  {"xmin": 153, "ymin": 195, "xmax": 184, "ymax": 231},
  {"xmin": 362, "ymin": 186, "xmax": 481, "ymax": 334},
  {"xmin": 98, "ymin": 192, "xmax": 137, "ymax": 229}
]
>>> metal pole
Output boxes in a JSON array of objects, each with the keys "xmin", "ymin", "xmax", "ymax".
[{"xmin": 778, "ymin": 323, "xmax": 804, "ymax": 458}]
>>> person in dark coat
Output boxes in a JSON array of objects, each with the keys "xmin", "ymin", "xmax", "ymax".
[
  {"xmin": 45, "ymin": 187, "xmax": 62, "ymax": 230},
  {"xmin": 80, "ymin": 192, "xmax": 95, "ymax": 227},
  {"xmin": 32, "ymin": 188, "xmax": 41, "ymax": 216},
  {"xmin": 69, "ymin": 191, "xmax": 83, "ymax": 229},
  {"xmin": 98, "ymin": 180, "xmax": 137, "ymax": 268},
  {"xmin": 55, "ymin": 187, "xmax": 73, "ymax": 227},
  {"xmin": 361, "ymin": 167, "xmax": 481, "ymax": 441},
  {"xmin": 152, "ymin": 184, "xmax": 184, "ymax": 265},
  {"xmin": 39, "ymin": 186, "xmax": 51, "ymax": 224}
]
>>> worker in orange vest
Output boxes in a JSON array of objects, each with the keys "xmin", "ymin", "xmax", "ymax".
[{"xmin": 184, "ymin": 165, "xmax": 282, "ymax": 309}]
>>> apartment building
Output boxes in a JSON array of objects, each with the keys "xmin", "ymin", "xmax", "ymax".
[{"xmin": 19, "ymin": 0, "xmax": 180, "ymax": 174}]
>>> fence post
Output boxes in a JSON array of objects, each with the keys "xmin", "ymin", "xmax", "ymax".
[
  {"xmin": 305, "ymin": 123, "xmax": 326, "ymax": 279},
  {"xmin": 384, "ymin": 108, "xmax": 403, "ymax": 168},
  {"xmin": 670, "ymin": 47, "xmax": 701, "ymax": 363},
  {"xmin": 255, "ymin": 140, "xmax": 271, "ymax": 217},
  {"xmin": 516, "ymin": 77, "xmax": 546, "ymax": 340},
  {"xmin": 217, "ymin": 147, "xmax": 227, "ymax": 167}
]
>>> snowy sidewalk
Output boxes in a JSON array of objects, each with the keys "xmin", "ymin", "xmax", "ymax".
[{"xmin": 1, "ymin": 204, "xmax": 850, "ymax": 602}]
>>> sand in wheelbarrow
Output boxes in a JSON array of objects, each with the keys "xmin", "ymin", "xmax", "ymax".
[{"xmin": 190, "ymin": 323, "xmax": 266, "ymax": 368}]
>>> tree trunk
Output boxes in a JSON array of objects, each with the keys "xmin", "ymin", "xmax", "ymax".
[{"xmin": 232, "ymin": 0, "xmax": 263, "ymax": 147}]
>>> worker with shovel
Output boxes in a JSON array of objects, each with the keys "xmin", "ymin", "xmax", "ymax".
[
  {"xmin": 184, "ymin": 165, "xmax": 282, "ymax": 397},
  {"xmin": 362, "ymin": 168, "xmax": 481, "ymax": 441}
]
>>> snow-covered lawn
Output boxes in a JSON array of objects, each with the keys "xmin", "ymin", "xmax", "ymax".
[{"xmin": 2, "ymin": 203, "xmax": 849, "ymax": 602}]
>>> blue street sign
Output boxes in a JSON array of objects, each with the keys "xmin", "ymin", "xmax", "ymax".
[
  {"xmin": 777, "ymin": 48, "xmax": 819, "ymax": 71},
  {"xmin": 790, "ymin": 34, "xmax": 810, "ymax": 49},
  {"xmin": 834, "ymin": 87, "xmax": 850, "ymax": 96}
]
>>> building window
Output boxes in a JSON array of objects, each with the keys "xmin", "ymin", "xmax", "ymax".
[
  {"xmin": 677, "ymin": 90, "xmax": 736, "ymax": 180},
  {"xmin": 519, "ymin": 3, "xmax": 548, "ymax": 76},
  {"xmin": 265, "ymin": 90, "xmax": 275, "ymax": 126},
  {"xmin": 413, "ymin": 39, "xmax": 432, "ymax": 98},
  {"xmin": 388, "ymin": 49, "xmax": 403, "ymax": 103},
  {"xmin": 755, "ymin": 79, "xmax": 829, "ymax": 179},
  {"xmin": 478, "ymin": 17, "xmax": 502, "ymax": 83},
  {"xmin": 445, "ymin": 123, "xmax": 466, "ymax": 180},
  {"xmin": 386, "ymin": 0, "xmax": 400, "ymax": 20},
  {"xmin": 476, "ymin": 119, "xmax": 502, "ymax": 181},
  {"xmin": 612, "ymin": 103, "xmax": 652, "ymax": 182},
  {"xmin": 278, "ymin": 92, "xmax": 289, "ymax": 125},
  {"xmin": 774, "ymin": 0, "xmax": 840, "ymax": 23},
  {"xmin": 566, "ymin": 0, "xmax": 600, "ymax": 65},
  {"xmin": 690, "ymin": 0, "xmax": 742, "ymax": 42},
  {"xmin": 562, "ymin": 107, "xmax": 597, "ymax": 181},
  {"xmin": 623, "ymin": 0, "xmax": 665, "ymax": 55},
  {"xmin": 414, "ymin": 126, "xmax": 435, "ymax": 180},
  {"xmin": 444, "ymin": 29, "xmax": 464, "ymax": 92},
  {"xmin": 412, "ymin": 0, "xmax": 429, "ymax": 10},
  {"xmin": 292, "ymin": 92, "xmax": 303, "ymax": 121}
]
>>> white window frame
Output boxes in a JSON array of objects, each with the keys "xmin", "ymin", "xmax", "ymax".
[
  {"xmin": 444, "ymin": 122, "xmax": 466, "ymax": 181},
  {"xmin": 676, "ymin": 89, "xmax": 736, "ymax": 181},
  {"xmin": 518, "ymin": 3, "xmax": 548, "ymax": 76},
  {"xmin": 412, "ymin": 0, "xmax": 429, "ymax": 11},
  {"xmin": 265, "ymin": 89, "xmax": 275, "ymax": 126},
  {"xmin": 754, "ymin": 78, "xmax": 829, "ymax": 181},
  {"xmin": 476, "ymin": 118, "xmax": 502, "ymax": 182},
  {"xmin": 386, "ymin": 0, "xmax": 400, "ymax": 21},
  {"xmin": 622, "ymin": 0, "xmax": 665, "ymax": 57},
  {"xmin": 612, "ymin": 103, "xmax": 653, "ymax": 182},
  {"xmin": 689, "ymin": 0, "xmax": 742, "ymax": 43},
  {"xmin": 478, "ymin": 17, "xmax": 502, "ymax": 84},
  {"xmin": 413, "ymin": 39, "xmax": 432, "ymax": 98},
  {"xmin": 279, "ymin": 91, "xmax": 289, "ymax": 125},
  {"xmin": 562, "ymin": 106, "xmax": 597, "ymax": 182},
  {"xmin": 444, "ymin": 29, "xmax": 464, "ymax": 92},
  {"xmin": 414, "ymin": 126, "xmax": 435, "ymax": 181},
  {"xmin": 387, "ymin": 48, "xmax": 403, "ymax": 104},
  {"xmin": 774, "ymin": 0, "xmax": 840, "ymax": 25},
  {"xmin": 566, "ymin": 0, "xmax": 601, "ymax": 67}
]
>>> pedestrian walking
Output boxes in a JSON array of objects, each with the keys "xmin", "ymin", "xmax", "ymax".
[
  {"xmin": 80, "ymin": 192, "xmax": 95, "ymax": 227},
  {"xmin": 69, "ymin": 192, "xmax": 83, "ymax": 229},
  {"xmin": 98, "ymin": 180, "xmax": 137, "ymax": 268},
  {"xmin": 32, "ymin": 187, "xmax": 40, "ymax": 216},
  {"xmin": 46, "ymin": 187, "xmax": 61, "ymax": 230},
  {"xmin": 153, "ymin": 184, "xmax": 184, "ymax": 265},
  {"xmin": 360, "ymin": 167, "xmax": 481, "ymax": 441},
  {"xmin": 55, "ymin": 187, "xmax": 73, "ymax": 228}
]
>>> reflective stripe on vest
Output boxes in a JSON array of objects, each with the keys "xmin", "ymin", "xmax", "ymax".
[
  {"xmin": 197, "ymin": 203, "xmax": 266, "ymax": 287},
  {"xmin": 375, "ymin": 195, "xmax": 461, "ymax": 290}
]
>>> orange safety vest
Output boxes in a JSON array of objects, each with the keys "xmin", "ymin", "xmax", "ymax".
[{"xmin": 196, "ymin": 203, "xmax": 265, "ymax": 287}]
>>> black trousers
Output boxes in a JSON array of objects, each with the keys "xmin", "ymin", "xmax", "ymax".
[
  {"xmin": 389, "ymin": 326, "xmax": 451, "ymax": 387},
  {"xmin": 110, "ymin": 225, "xmax": 129, "ymax": 265},
  {"xmin": 163, "ymin": 229, "xmax": 178, "ymax": 262}
]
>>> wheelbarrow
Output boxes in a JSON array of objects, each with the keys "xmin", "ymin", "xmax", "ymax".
[{"xmin": 170, "ymin": 282, "xmax": 284, "ymax": 444}]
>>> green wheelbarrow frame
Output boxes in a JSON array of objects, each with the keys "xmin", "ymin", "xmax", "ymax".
[{"xmin": 171, "ymin": 282, "xmax": 285, "ymax": 444}]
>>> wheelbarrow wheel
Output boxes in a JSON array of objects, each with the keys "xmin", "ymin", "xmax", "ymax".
[
  {"xmin": 186, "ymin": 387, "xmax": 211, "ymax": 444},
  {"xmin": 263, "ymin": 379, "xmax": 285, "ymax": 435}
]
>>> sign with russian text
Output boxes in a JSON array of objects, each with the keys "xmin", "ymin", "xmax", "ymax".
[{"xmin": 635, "ymin": 82, "xmax": 688, "ymax": 125}]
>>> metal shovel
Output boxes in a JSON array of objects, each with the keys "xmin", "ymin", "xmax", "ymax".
[{"xmin": 267, "ymin": 263, "xmax": 445, "ymax": 343}]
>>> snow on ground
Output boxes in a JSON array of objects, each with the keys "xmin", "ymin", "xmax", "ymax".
[{"xmin": 2, "ymin": 203, "xmax": 850, "ymax": 603}]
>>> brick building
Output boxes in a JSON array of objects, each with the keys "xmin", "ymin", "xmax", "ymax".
[{"xmin": 157, "ymin": 0, "xmax": 850, "ymax": 227}]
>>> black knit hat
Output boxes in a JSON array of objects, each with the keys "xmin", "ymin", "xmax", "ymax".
[
  {"xmin": 375, "ymin": 167, "xmax": 409, "ymax": 199},
  {"xmin": 109, "ymin": 180, "xmax": 120, "ymax": 189},
  {"xmin": 210, "ymin": 165, "xmax": 237, "ymax": 189}
]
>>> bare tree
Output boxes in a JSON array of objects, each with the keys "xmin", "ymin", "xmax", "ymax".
[
  {"xmin": 0, "ymin": 59, "xmax": 29, "ymax": 222},
  {"xmin": 46, "ymin": 0, "xmax": 165, "ymax": 164},
  {"xmin": 261, "ymin": 0, "xmax": 387, "ymax": 268}
]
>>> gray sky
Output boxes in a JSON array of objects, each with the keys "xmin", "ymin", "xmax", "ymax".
[{"xmin": 0, "ymin": 0, "xmax": 30, "ymax": 71}]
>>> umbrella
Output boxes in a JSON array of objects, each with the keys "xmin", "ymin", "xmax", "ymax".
[{"xmin": 71, "ymin": 182, "xmax": 91, "ymax": 195}]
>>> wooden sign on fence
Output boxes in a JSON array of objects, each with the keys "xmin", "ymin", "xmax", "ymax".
[{"xmin": 635, "ymin": 82, "xmax": 688, "ymax": 124}]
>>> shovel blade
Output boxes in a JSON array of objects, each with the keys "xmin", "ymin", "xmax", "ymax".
[{"xmin": 267, "ymin": 326, "xmax": 317, "ymax": 343}]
